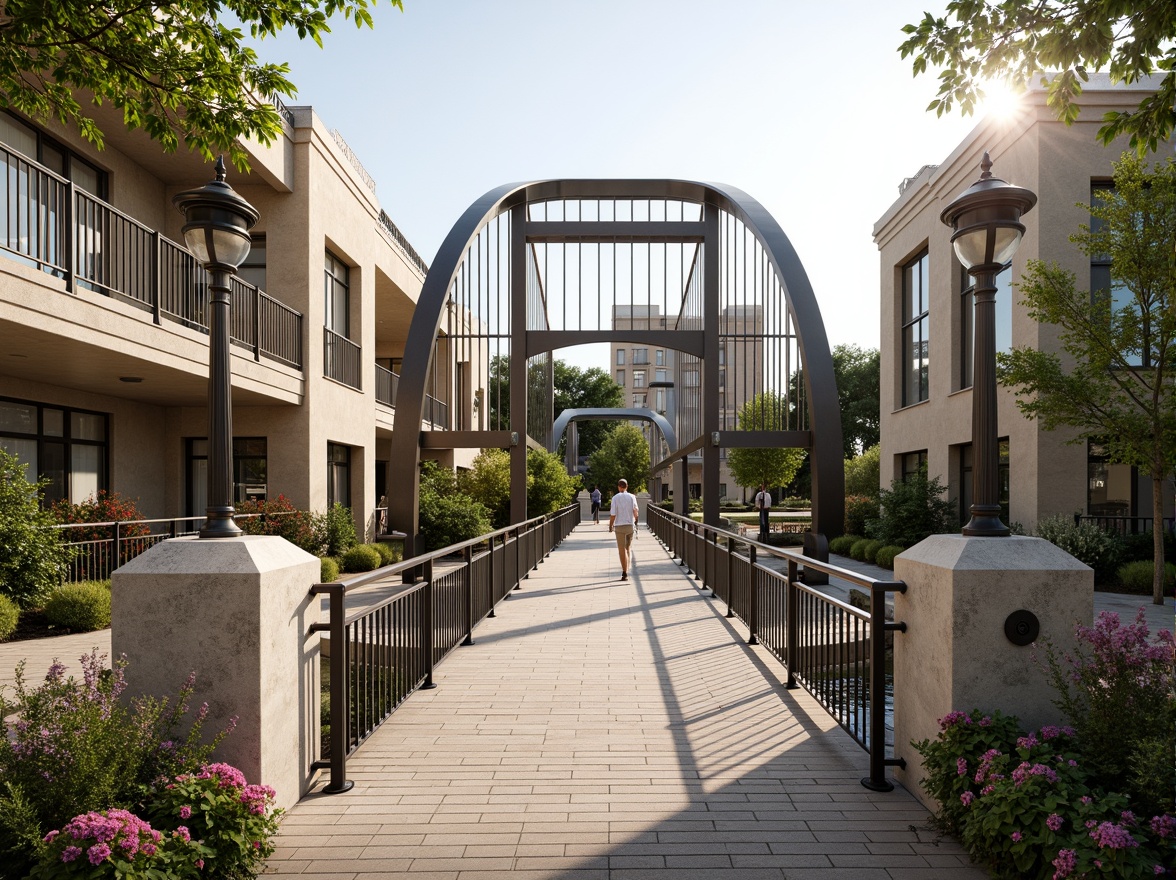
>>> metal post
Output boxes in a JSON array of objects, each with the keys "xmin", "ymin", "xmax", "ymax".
[
  {"xmin": 462, "ymin": 545, "xmax": 474, "ymax": 646},
  {"xmin": 422, "ymin": 558, "xmax": 437, "ymax": 689},
  {"xmin": 318, "ymin": 582, "xmax": 353, "ymax": 794},
  {"xmin": 786, "ymin": 558, "xmax": 799, "ymax": 689},
  {"xmin": 200, "ymin": 266, "xmax": 242, "ymax": 538},
  {"xmin": 963, "ymin": 269, "xmax": 1008, "ymax": 536},
  {"xmin": 514, "ymin": 525, "xmax": 523, "ymax": 590},
  {"xmin": 861, "ymin": 581, "xmax": 907, "ymax": 791},
  {"xmin": 748, "ymin": 546, "xmax": 759, "ymax": 646}
]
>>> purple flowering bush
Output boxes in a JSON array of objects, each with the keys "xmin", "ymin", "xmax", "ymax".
[
  {"xmin": 911, "ymin": 708, "xmax": 1022, "ymax": 834},
  {"xmin": 144, "ymin": 763, "xmax": 280, "ymax": 879},
  {"xmin": 914, "ymin": 612, "xmax": 1176, "ymax": 879},
  {"xmin": 0, "ymin": 652, "xmax": 280, "ymax": 879},
  {"xmin": 1042, "ymin": 609, "xmax": 1175, "ymax": 819}
]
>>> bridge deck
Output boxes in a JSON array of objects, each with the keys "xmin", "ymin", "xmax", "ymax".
[{"xmin": 267, "ymin": 524, "xmax": 986, "ymax": 879}]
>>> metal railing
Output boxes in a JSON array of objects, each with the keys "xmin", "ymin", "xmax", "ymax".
[
  {"xmin": 423, "ymin": 393, "xmax": 448, "ymax": 428},
  {"xmin": 52, "ymin": 511, "xmax": 300, "ymax": 582},
  {"xmin": 324, "ymin": 327, "xmax": 362, "ymax": 389},
  {"xmin": 374, "ymin": 364, "xmax": 399, "ymax": 407},
  {"xmin": 1076, "ymin": 514, "xmax": 1176, "ymax": 536},
  {"xmin": 376, "ymin": 210, "xmax": 429, "ymax": 276},
  {"xmin": 647, "ymin": 506, "xmax": 907, "ymax": 791},
  {"xmin": 0, "ymin": 143, "xmax": 304, "ymax": 369},
  {"xmin": 308, "ymin": 504, "xmax": 580, "ymax": 793}
]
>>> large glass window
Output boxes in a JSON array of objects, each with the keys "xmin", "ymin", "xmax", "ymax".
[
  {"xmin": 1090, "ymin": 183, "xmax": 1147, "ymax": 367},
  {"xmin": 616, "ymin": 370, "xmax": 625, "ymax": 386},
  {"xmin": 327, "ymin": 443, "xmax": 351, "ymax": 508},
  {"xmin": 960, "ymin": 263, "xmax": 1012, "ymax": 388},
  {"xmin": 902, "ymin": 250, "xmax": 930, "ymax": 405},
  {"xmin": 633, "ymin": 393, "xmax": 647, "ymax": 407},
  {"xmin": 324, "ymin": 250, "xmax": 350, "ymax": 338},
  {"xmin": 1087, "ymin": 441, "xmax": 1133, "ymax": 517},
  {"xmin": 901, "ymin": 450, "xmax": 928, "ymax": 483},
  {"xmin": 633, "ymin": 370, "xmax": 646, "ymax": 388},
  {"xmin": 0, "ymin": 397, "xmax": 107, "ymax": 504},
  {"xmin": 238, "ymin": 236, "xmax": 266, "ymax": 291},
  {"xmin": 633, "ymin": 348, "xmax": 649, "ymax": 365},
  {"xmin": 616, "ymin": 349, "xmax": 625, "ymax": 366},
  {"xmin": 0, "ymin": 111, "xmax": 107, "ymax": 197},
  {"xmin": 655, "ymin": 349, "xmax": 665, "ymax": 366},
  {"xmin": 186, "ymin": 437, "xmax": 269, "ymax": 516}
]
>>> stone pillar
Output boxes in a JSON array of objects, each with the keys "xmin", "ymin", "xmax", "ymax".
[
  {"xmin": 893, "ymin": 535, "xmax": 1092, "ymax": 811},
  {"xmin": 578, "ymin": 489, "xmax": 592, "ymax": 520},
  {"xmin": 112, "ymin": 536, "xmax": 320, "ymax": 810},
  {"xmin": 636, "ymin": 491, "xmax": 652, "ymax": 525}
]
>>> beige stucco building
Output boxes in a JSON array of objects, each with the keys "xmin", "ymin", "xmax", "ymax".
[
  {"xmin": 873, "ymin": 76, "xmax": 1174, "ymax": 532},
  {"xmin": 0, "ymin": 99, "xmax": 468, "ymax": 536}
]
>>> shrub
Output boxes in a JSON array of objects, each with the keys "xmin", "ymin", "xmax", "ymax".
[
  {"xmin": 873, "ymin": 545, "xmax": 904, "ymax": 569},
  {"xmin": 1034, "ymin": 514, "xmax": 1121, "ymax": 583},
  {"xmin": 828, "ymin": 535, "xmax": 861, "ymax": 555},
  {"xmin": 319, "ymin": 557, "xmax": 340, "ymax": 583},
  {"xmin": 849, "ymin": 539, "xmax": 872, "ymax": 561},
  {"xmin": 372, "ymin": 541, "xmax": 400, "ymax": 566},
  {"xmin": 235, "ymin": 495, "xmax": 321, "ymax": 554},
  {"xmin": 318, "ymin": 503, "xmax": 357, "ymax": 558},
  {"xmin": 1114, "ymin": 559, "xmax": 1176, "ymax": 594},
  {"xmin": 528, "ymin": 448, "xmax": 578, "ymax": 517},
  {"xmin": 862, "ymin": 540, "xmax": 884, "ymax": 563},
  {"xmin": 458, "ymin": 449, "xmax": 511, "ymax": 528},
  {"xmin": 44, "ymin": 582, "xmax": 111, "ymax": 632},
  {"xmin": 778, "ymin": 496, "xmax": 810, "ymax": 510},
  {"xmin": 0, "ymin": 594, "xmax": 17, "ymax": 641},
  {"xmin": 844, "ymin": 444, "xmax": 880, "ymax": 498},
  {"xmin": 866, "ymin": 467, "xmax": 956, "ymax": 548},
  {"xmin": 844, "ymin": 494, "xmax": 878, "ymax": 537},
  {"xmin": 50, "ymin": 490, "xmax": 151, "ymax": 580},
  {"xmin": 0, "ymin": 653, "xmax": 231, "ymax": 876},
  {"xmin": 341, "ymin": 544, "xmax": 381, "ymax": 573},
  {"xmin": 419, "ymin": 491, "xmax": 491, "ymax": 551},
  {"xmin": 1041, "ymin": 609, "xmax": 1175, "ymax": 819},
  {"xmin": 0, "ymin": 448, "xmax": 72, "ymax": 608},
  {"xmin": 1118, "ymin": 529, "xmax": 1176, "ymax": 564},
  {"xmin": 143, "ymin": 763, "xmax": 281, "ymax": 879},
  {"xmin": 33, "ymin": 807, "xmax": 207, "ymax": 879}
]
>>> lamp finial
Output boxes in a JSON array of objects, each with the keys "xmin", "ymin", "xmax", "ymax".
[
  {"xmin": 980, "ymin": 151, "xmax": 993, "ymax": 180},
  {"xmin": 214, "ymin": 155, "xmax": 227, "ymax": 182}
]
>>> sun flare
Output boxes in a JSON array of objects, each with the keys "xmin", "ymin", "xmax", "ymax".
[{"xmin": 977, "ymin": 79, "xmax": 1025, "ymax": 120}]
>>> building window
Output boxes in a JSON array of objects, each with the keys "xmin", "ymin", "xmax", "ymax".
[
  {"xmin": 327, "ymin": 443, "xmax": 351, "ymax": 508},
  {"xmin": 0, "ymin": 111, "xmax": 107, "ymax": 197},
  {"xmin": 633, "ymin": 348, "xmax": 649, "ymax": 365},
  {"xmin": 958, "ymin": 440, "xmax": 1010, "ymax": 526},
  {"xmin": 655, "ymin": 388, "xmax": 667, "ymax": 413},
  {"xmin": 902, "ymin": 250, "xmax": 930, "ymax": 405},
  {"xmin": 0, "ymin": 397, "xmax": 107, "ymax": 505},
  {"xmin": 633, "ymin": 370, "xmax": 646, "ymax": 388},
  {"xmin": 238, "ymin": 236, "xmax": 266, "ymax": 292},
  {"xmin": 1090, "ymin": 183, "xmax": 1146, "ymax": 366},
  {"xmin": 655, "ymin": 349, "xmax": 665, "ymax": 366},
  {"xmin": 1087, "ymin": 441, "xmax": 1133, "ymax": 517},
  {"xmin": 324, "ymin": 250, "xmax": 350, "ymax": 338},
  {"xmin": 901, "ymin": 450, "xmax": 927, "ymax": 483},
  {"xmin": 655, "ymin": 369, "xmax": 669, "ymax": 383},
  {"xmin": 616, "ymin": 369, "xmax": 625, "ymax": 386},
  {"xmin": 616, "ymin": 349, "xmax": 625, "ymax": 366},
  {"xmin": 186, "ymin": 437, "xmax": 268, "ymax": 517},
  {"xmin": 960, "ymin": 262, "xmax": 1012, "ymax": 388},
  {"xmin": 633, "ymin": 393, "xmax": 647, "ymax": 407}
]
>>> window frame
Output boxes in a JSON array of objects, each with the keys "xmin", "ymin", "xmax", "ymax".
[{"xmin": 901, "ymin": 250, "xmax": 930, "ymax": 406}]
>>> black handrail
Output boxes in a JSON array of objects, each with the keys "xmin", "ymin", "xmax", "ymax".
[{"xmin": 647, "ymin": 505, "xmax": 907, "ymax": 791}]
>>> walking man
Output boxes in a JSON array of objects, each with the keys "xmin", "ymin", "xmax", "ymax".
[
  {"xmin": 608, "ymin": 478, "xmax": 640, "ymax": 580},
  {"xmin": 754, "ymin": 483, "xmax": 772, "ymax": 543},
  {"xmin": 590, "ymin": 484, "xmax": 602, "ymax": 524}
]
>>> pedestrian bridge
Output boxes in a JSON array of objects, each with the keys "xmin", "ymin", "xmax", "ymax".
[{"xmin": 269, "ymin": 519, "xmax": 986, "ymax": 878}]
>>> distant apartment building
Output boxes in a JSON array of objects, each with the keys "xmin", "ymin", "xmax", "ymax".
[
  {"xmin": 873, "ymin": 76, "xmax": 1174, "ymax": 531},
  {"xmin": 610, "ymin": 303, "xmax": 764, "ymax": 501},
  {"xmin": 0, "ymin": 99, "xmax": 467, "ymax": 536}
]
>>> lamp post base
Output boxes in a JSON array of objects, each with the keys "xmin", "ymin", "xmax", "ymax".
[
  {"xmin": 200, "ymin": 507, "xmax": 243, "ymax": 539},
  {"xmin": 961, "ymin": 505, "xmax": 1010, "ymax": 537}
]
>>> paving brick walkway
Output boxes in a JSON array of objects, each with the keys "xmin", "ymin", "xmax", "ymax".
[{"xmin": 266, "ymin": 525, "xmax": 987, "ymax": 879}]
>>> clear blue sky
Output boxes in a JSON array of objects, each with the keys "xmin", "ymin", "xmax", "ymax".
[{"xmin": 260, "ymin": 0, "xmax": 985, "ymax": 367}]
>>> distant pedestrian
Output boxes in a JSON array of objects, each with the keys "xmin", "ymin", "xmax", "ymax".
[
  {"xmin": 608, "ymin": 478, "xmax": 640, "ymax": 580},
  {"xmin": 754, "ymin": 483, "xmax": 772, "ymax": 543},
  {"xmin": 590, "ymin": 485, "xmax": 602, "ymax": 524}
]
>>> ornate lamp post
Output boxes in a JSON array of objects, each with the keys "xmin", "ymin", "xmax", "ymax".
[
  {"xmin": 173, "ymin": 158, "xmax": 260, "ymax": 538},
  {"xmin": 941, "ymin": 152, "xmax": 1036, "ymax": 537}
]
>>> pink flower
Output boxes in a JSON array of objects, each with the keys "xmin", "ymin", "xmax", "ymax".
[
  {"xmin": 939, "ymin": 711, "xmax": 972, "ymax": 730},
  {"xmin": 61, "ymin": 846, "xmax": 82, "ymax": 863},
  {"xmin": 174, "ymin": 826, "xmax": 191, "ymax": 843},
  {"xmin": 1011, "ymin": 831, "xmax": 1023, "ymax": 842},
  {"xmin": 1149, "ymin": 814, "xmax": 1176, "ymax": 839},
  {"xmin": 43, "ymin": 830, "xmax": 59, "ymax": 843},
  {"xmin": 1047, "ymin": 814, "xmax": 1063, "ymax": 831},
  {"xmin": 1089, "ymin": 821, "xmax": 1138, "ymax": 850},
  {"xmin": 960, "ymin": 791, "xmax": 974, "ymax": 806},
  {"xmin": 87, "ymin": 843, "xmax": 111, "ymax": 865},
  {"xmin": 179, "ymin": 805, "xmax": 192, "ymax": 819},
  {"xmin": 1052, "ymin": 848, "xmax": 1076, "ymax": 879},
  {"xmin": 196, "ymin": 858, "xmax": 205, "ymax": 869},
  {"xmin": 956, "ymin": 757, "xmax": 968, "ymax": 776}
]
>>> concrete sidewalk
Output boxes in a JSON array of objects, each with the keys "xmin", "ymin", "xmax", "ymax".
[{"xmin": 266, "ymin": 524, "xmax": 984, "ymax": 879}]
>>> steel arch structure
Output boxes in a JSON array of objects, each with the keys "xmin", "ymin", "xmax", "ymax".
[{"xmin": 389, "ymin": 180, "xmax": 843, "ymax": 558}]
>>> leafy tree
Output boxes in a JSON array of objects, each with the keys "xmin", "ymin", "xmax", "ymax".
[
  {"xmin": 417, "ymin": 461, "xmax": 490, "ymax": 551},
  {"xmin": 997, "ymin": 153, "xmax": 1176, "ymax": 605},
  {"xmin": 527, "ymin": 448, "xmax": 577, "ymax": 518},
  {"xmin": 725, "ymin": 391, "xmax": 808, "ymax": 494},
  {"xmin": 458, "ymin": 449, "xmax": 511, "ymax": 528},
  {"xmin": 587, "ymin": 425, "xmax": 649, "ymax": 497},
  {"xmin": 899, "ymin": 0, "xmax": 1176, "ymax": 153},
  {"xmin": 832, "ymin": 344, "xmax": 880, "ymax": 458},
  {"xmin": 845, "ymin": 444, "xmax": 881, "ymax": 499},
  {"xmin": 0, "ymin": 448, "xmax": 71, "ymax": 608},
  {"xmin": 553, "ymin": 360, "xmax": 624, "ymax": 462},
  {"xmin": 866, "ymin": 466, "xmax": 957, "ymax": 548},
  {"xmin": 0, "ymin": 0, "xmax": 397, "ymax": 170}
]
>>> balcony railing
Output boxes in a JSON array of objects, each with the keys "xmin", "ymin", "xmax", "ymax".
[
  {"xmin": 375, "ymin": 364, "xmax": 399, "ymax": 407},
  {"xmin": 324, "ymin": 327, "xmax": 361, "ymax": 389},
  {"xmin": 0, "ymin": 143, "xmax": 303, "ymax": 369},
  {"xmin": 424, "ymin": 393, "xmax": 448, "ymax": 428},
  {"xmin": 376, "ymin": 210, "xmax": 429, "ymax": 277}
]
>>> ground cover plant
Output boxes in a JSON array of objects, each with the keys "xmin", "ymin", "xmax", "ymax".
[
  {"xmin": 914, "ymin": 611, "xmax": 1175, "ymax": 878},
  {"xmin": 0, "ymin": 652, "xmax": 281, "ymax": 879}
]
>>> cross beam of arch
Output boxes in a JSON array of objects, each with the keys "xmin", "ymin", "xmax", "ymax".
[{"xmin": 389, "ymin": 180, "xmax": 843, "ymax": 558}]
